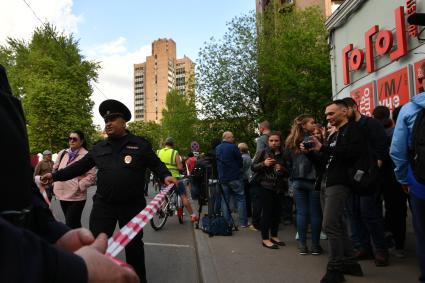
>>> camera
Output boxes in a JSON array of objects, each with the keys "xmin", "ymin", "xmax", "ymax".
[{"xmin": 302, "ymin": 136, "xmax": 315, "ymax": 149}]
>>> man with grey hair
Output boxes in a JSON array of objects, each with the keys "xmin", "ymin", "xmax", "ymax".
[
  {"xmin": 34, "ymin": 150, "xmax": 54, "ymax": 201},
  {"xmin": 216, "ymin": 131, "xmax": 248, "ymax": 227}
]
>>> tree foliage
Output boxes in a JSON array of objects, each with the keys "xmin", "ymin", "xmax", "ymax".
[
  {"xmin": 127, "ymin": 120, "xmax": 163, "ymax": 150},
  {"xmin": 196, "ymin": 11, "xmax": 260, "ymax": 121},
  {"xmin": 257, "ymin": 6, "xmax": 332, "ymax": 132},
  {"xmin": 161, "ymin": 89, "xmax": 197, "ymax": 155},
  {"xmin": 196, "ymin": 11, "xmax": 259, "ymax": 152},
  {"xmin": 0, "ymin": 24, "xmax": 99, "ymax": 153},
  {"xmin": 195, "ymin": 118, "xmax": 257, "ymax": 154}
]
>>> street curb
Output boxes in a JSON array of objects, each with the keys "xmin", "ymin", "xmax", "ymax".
[{"xmin": 193, "ymin": 227, "xmax": 220, "ymax": 283}]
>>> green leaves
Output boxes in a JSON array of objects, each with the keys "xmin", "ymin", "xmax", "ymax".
[
  {"xmin": 0, "ymin": 23, "xmax": 99, "ymax": 153},
  {"xmin": 161, "ymin": 89, "xmax": 197, "ymax": 154},
  {"xmin": 257, "ymin": 6, "xmax": 332, "ymax": 132},
  {"xmin": 197, "ymin": 11, "xmax": 259, "ymax": 122},
  {"xmin": 127, "ymin": 121, "xmax": 163, "ymax": 150}
]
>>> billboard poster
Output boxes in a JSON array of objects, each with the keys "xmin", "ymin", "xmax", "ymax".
[
  {"xmin": 377, "ymin": 68, "xmax": 410, "ymax": 112},
  {"xmin": 414, "ymin": 59, "xmax": 425, "ymax": 95},
  {"xmin": 350, "ymin": 82, "xmax": 374, "ymax": 116}
]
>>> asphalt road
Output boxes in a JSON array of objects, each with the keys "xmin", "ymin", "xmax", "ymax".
[{"xmin": 50, "ymin": 185, "xmax": 200, "ymax": 283}]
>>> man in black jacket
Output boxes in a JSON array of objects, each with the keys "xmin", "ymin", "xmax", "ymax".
[
  {"xmin": 308, "ymin": 100, "xmax": 364, "ymax": 283},
  {"xmin": 343, "ymin": 97, "xmax": 389, "ymax": 266},
  {"xmin": 43, "ymin": 99, "xmax": 176, "ymax": 283},
  {"xmin": 0, "ymin": 64, "xmax": 139, "ymax": 283}
]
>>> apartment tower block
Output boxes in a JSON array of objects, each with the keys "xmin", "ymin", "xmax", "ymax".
[{"xmin": 133, "ymin": 39, "xmax": 194, "ymax": 122}]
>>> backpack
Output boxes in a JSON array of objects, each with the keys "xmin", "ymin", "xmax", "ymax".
[
  {"xmin": 191, "ymin": 155, "xmax": 214, "ymax": 181},
  {"xmin": 411, "ymin": 108, "xmax": 425, "ymax": 184},
  {"xmin": 201, "ymin": 215, "xmax": 232, "ymax": 237}
]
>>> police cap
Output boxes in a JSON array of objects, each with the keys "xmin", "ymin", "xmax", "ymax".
[{"xmin": 99, "ymin": 99, "xmax": 131, "ymax": 122}]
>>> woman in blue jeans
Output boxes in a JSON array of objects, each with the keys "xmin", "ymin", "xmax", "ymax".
[{"xmin": 285, "ymin": 114, "xmax": 323, "ymax": 255}]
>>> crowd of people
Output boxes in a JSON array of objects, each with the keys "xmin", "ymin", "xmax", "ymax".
[
  {"xmin": 184, "ymin": 90, "xmax": 425, "ymax": 283},
  {"xmin": 2, "ymin": 57, "xmax": 425, "ymax": 283}
]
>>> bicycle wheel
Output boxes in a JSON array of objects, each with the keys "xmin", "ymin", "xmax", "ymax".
[
  {"xmin": 150, "ymin": 196, "xmax": 169, "ymax": 231},
  {"xmin": 176, "ymin": 195, "xmax": 184, "ymax": 224}
]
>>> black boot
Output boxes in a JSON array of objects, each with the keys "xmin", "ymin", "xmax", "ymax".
[
  {"xmin": 320, "ymin": 269, "xmax": 346, "ymax": 283},
  {"xmin": 342, "ymin": 262, "xmax": 363, "ymax": 276}
]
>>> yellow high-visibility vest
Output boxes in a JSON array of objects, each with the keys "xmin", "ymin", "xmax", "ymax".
[{"xmin": 157, "ymin": 147, "xmax": 179, "ymax": 177}]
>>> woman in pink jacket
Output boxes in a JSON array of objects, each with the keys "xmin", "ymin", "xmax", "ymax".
[{"xmin": 53, "ymin": 130, "xmax": 96, "ymax": 228}]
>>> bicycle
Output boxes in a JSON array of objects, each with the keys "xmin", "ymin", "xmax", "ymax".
[
  {"xmin": 151, "ymin": 173, "xmax": 161, "ymax": 194},
  {"xmin": 150, "ymin": 185, "xmax": 184, "ymax": 230}
]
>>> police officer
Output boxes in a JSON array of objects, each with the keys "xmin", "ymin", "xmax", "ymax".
[
  {"xmin": 43, "ymin": 99, "xmax": 176, "ymax": 283},
  {"xmin": 0, "ymin": 65, "xmax": 139, "ymax": 283}
]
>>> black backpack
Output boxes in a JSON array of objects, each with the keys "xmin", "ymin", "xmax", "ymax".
[
  {"xmin": 411, "ymin": 108, "xmax": 425, "ymax": 184},
  {"xmin": 191, "ymin": 156, "xmax": 206, "ymax": 180},
  {"xmin": 191, "ymin": 155, "xmax": 214, "ymax": 181}
]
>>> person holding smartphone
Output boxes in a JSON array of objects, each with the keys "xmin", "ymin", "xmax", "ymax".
[
  {"xmin": 252, "ymin": 131, "xmax": 289, "ymax": 249},
  {"xmin": 285, "ymin": 114, "xmax": 323, "ymax": 255}
]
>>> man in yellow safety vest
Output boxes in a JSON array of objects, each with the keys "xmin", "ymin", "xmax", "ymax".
[{"xmin": 157, "ymin": 137, "xmax": 199, "ymax": 222}]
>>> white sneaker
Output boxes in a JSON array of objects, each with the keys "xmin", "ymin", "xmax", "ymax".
[{"xmin": 295, "ymin": 232, "xmax": 299, "ymax": 240}]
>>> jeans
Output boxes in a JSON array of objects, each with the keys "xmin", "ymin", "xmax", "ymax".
[
  {"xmin": 293, "ymin": 180, "xmax": 322, "ymax": 247},
  {"xmin": 346, "ymin": 191, "xmax": 387, "ymax": 252},
  {"xmin": 321, "ymin": 184, "xmax": 355, "ymax": 271},
  {"xmin": 410, "ymin": 194, "xmax": 425, "ymax": 283},
  {"xmin": 221, "ymin": 179, "xmax": 248, "ymax": 226}
]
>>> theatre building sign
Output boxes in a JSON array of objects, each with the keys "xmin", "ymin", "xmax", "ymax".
[{"xmin": 326, "ymin": 0, "xmax": 425, "ymax": 115}]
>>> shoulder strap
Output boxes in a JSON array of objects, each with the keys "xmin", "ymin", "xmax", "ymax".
[
  {"xmin": 412, "ymin": 108, "xmax": 425, "ymax": 152},
  {"xmin": 59, "ymin": 150, "xmax": 67, "ymax": 165}
]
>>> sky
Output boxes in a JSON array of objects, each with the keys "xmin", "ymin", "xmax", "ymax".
[{"xmin": 0, "ymin": 0, "xmax": 254, "ymax": 126}]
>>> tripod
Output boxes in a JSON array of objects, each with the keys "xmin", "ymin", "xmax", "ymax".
[{"xmin": 195, "ymin": 165, "xmax": 238, "ymax": 232}]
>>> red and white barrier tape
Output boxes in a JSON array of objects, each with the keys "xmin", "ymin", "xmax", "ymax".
[{"xmin": 106, "ymin": 184, "xmax": 174, "ymax": 258}]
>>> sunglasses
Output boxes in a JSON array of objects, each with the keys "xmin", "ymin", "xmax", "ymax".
[{"xmin": 68, "ymin": 137, "xmax": 79, "ymax": 142}]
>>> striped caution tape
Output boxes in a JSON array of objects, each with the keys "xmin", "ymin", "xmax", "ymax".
[{"xmin": 106, "ymin": 184, "xmax": 174, "ymax": 258}]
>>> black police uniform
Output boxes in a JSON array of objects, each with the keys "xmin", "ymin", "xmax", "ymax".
[
  {"xmin": 53, "ymin": 101, "xmax": 171, "ymax": 283},
  {"xmin": 0, "ymin": 64, "xmax": 88, "ymax": 283}
]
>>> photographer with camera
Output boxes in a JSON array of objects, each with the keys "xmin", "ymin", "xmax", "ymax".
[{"xmin": 284, "ymin": 114, "xmax": 323, "ymax": 255}]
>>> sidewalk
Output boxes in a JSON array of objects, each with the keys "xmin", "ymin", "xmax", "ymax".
[{"xmin": 194, "ymin": 218, "xmax": 420, "ymax": 283}]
